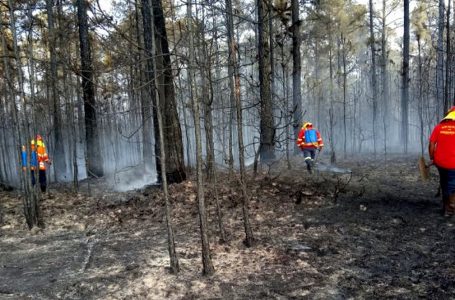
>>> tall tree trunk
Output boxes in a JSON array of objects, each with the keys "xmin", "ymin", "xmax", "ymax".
[
  {"xmin": 381, "ymin": 0, "xmax": 389, "ymax": 158},
  {"xmin": 257, "ymin": 0, "xmax": 275, "ymax": 163},
  {"xmin": 77, "ymin": 0, "xmax": 103, "ymax": 177},
  {"xmin": 149, "ymin": 13, "xmax": 180, "ymax": 272},
  {"xmin": 7, "ymin": 0, "xmax": 41, "ymax": 229},
  {"xmin": 151, "ymin": 0, "xmax": 186, "ymax": 184},
  {"xmin": 437, "ymin": 0, "xmax": 445, "ymax": 118},
  {"xmin": 369, "ymin": 0, "xmax": 378, "ymax": 155},
  {"xmin": 341, "ymin": 34, "xmax": 348, "ymax": 157},
  {"xmin": 211, "ymin": 18, "xmax": 227, "ymax": 243},
  {"xmin": 46, "ymin": 0, "xmax": 66, "ymax": 181},
  {"xmin": 140, "ymin": 0, "xmax": 158, "ymax": 178},
  {"xmin": 196, "ymin": 9, "xmax": 215, "ymax": 179},
  {"xmin": 187, "ymin": 0, "xmax": 215, "ymax": 276},
  {"xmin": 417, "ymin": 35, "xmax": 425, "ymax": 156},
  {"xmin": 328, "ymin": 29, "xmax": 336, "ymax": 163},
  {"xmin": 401, "ymin": 0, "xmax": 410, "ymax": 153},
  {"xmin": 226, "ymin": 0, "xmax": 254, "ymax": 247},
  {"xmin": 444, "ymin": 0, "xmax": 451, "ymax": 113},
  {"xmin": 226, "ymin": 1, "xmax": 236, "ymax": 175},
  {"xmin": 291, "ymin": 0, "xmax": 302, "ymax": 154}
]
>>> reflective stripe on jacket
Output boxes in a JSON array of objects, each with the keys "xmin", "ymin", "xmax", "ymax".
[{"xmin": 36, "ymin": 140, "xmax": 49, "ymax": 170}]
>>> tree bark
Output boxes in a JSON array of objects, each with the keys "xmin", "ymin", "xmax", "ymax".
[
  {"xmin": 77, "ymin": 0, "xmax": 103, "ymax": 177},
  {"xmin": 151, "ymin": 20, "xmax": 180, "ymax": 273},
  {"xmin": 369, "ymin": 0, "xmax": 378, "ymax": 155},
  {"xmin": 187, "ymin": 0, "xmax": 215, "ymax": 276},
  {"xmin": 444, "ymin": 0, "xmax": 451, "ymax": 113},
  {"xmin": 401, "ymin": 0, "xmax": 410, "ymax": 153},
  {"xmin": 151, "ymin": 0, "xmax": 186, "ymax": 184},
  {"xmin": 140, "ymin": 0, "xmax": 158, "ymax": 177},
  {"xmin": 381, "ymin": 0, "xmax": 389, "ymax": 157},
  {"xmin": 291, "ymin": 0, "xmax": 302, "ymax": 154},
  {"xmin": 437, "ymin": 0, "xmax": 445, "ymax": 118},
  {"xmin": 226, "ymin": 0, "xmax": 254, "ymax": 247},
  {"xmin": 7, "ymin": 0, "xmax": 41, "ymax": 229},
  {"xmin": 257, "ymin": 0, "xmax": 275, "ymax": 163},
  {"xmin": 46, "ymin": 0, "xmax": 66, "ymax": 181}
]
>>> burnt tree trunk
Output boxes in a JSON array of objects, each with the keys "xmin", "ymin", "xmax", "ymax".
[
  {"xmin": 140, "ymin": 0, "xmax": 157, "ymax": 176},
  {"xmin": 257, "ymin": 0, "xmax": 275, "ymax": 163},
  {"xmin": 46, "ymin": 0, "xmax": 66, "ymax": 181},
  {"xmin": 291, "ymin": 0, "xmax": 302, "ymax": 154},
  {"xmin": 369, "ymin": 0, "xmax": 378, "ymax": 155},
  {"xmin": 151, "ymin": 0, "xmax": 186, "ymax": 184},
  {"xmin": 401, "ymin": 0, "xmax": 410, "ymax": 153},
  {"xmin": 77, "ymin": 0, "xmax": 103, "ymax": 177}
]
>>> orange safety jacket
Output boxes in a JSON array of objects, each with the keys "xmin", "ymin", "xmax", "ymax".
[
  {"xmin": 296, "ymin": 127, "xmax": 324, "ymax": 149},
  {"xmin": 34, "ymin": 139, "xmax": 50, "ymax": 170}
]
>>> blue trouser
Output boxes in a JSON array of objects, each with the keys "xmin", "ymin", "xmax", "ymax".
[
  {"xmin": 438, "ymin": 167, "xmax": 455, "ymax": 197},
  {"xmin": 31, "ymin": 170, "xmax": 47, "ymax": 193},
  {"xmin": 303, "ymin": 148, "xmax": 316, "ymax": 165},
  {"xmin": 302, "ymin": 148, "xmax": 316, "ymax": 171}
]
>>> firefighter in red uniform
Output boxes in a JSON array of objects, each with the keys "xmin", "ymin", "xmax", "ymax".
[
  {"xmin": 297, "ymin": 122, "xmax": 324, "ymax": 173},
  {"xmin": 429, "ymin": 106, "xmax": 455, "ymax": 216}
]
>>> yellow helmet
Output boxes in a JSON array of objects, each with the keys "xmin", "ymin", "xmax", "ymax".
[
  {"xmin": 31, "ymin": 139, "xmax": 35, "ymax": 146},
  {"xmin": 303, "ymin": 122, "xmax": 313, "ymax": 129},
  {"xmin": 443, "ymin": 106, "xmax": 455, "ymax": 121}
]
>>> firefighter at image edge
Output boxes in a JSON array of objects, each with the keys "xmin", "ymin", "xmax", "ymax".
[
  {"xmin": 429, "ymin": 106, "xmax": 455, "ymax": 217},
  {"xmin": 297, "ymin": 122, "xmax": 324, "ymax": 174},
  {"xmin": 21, "ymin": 134, "xmax": 51, "ymax": 193}
]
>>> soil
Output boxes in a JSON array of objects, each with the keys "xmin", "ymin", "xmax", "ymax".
[{"xmin": 0, "ymin": 154, "xmax": 454, "ymax": 299}]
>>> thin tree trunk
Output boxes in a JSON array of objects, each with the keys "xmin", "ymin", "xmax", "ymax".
[
  {"xmin": 7, "ymin": 0, "xmax": 40, "ymax": 229},
  {"xmin": 226, "ymin": 0, "xmax": 254, "ymax": 247},
  {"xmin": 417, "ymin": 35, "xmax": 424, "ymax": 156},
  {"xmin": 328, "ymin": 29, "xmax": 336, "ymax": 163},
  {"xmin": 369, "ymin": 0, "xmax": 378, "ymax": 155},
  {"xmin": 437, "ymin": 0, "xmax": 445, "ymax": 118},
  {"xmin": 341, "ymin": 35, "xmax": 348, "ymax": 157},
  {"xmin": 444, "ymin": 0, "xmax": 451, "ymax": 113},
  {"xmin": 401, "ymin": 0, "xmax": 410, "ymax": 153},
  {"xmin": 381, "ymin": 0, "xmax": 388, "ymax": 159},
  {"xmin": 150, "ymin": 10, "xmax": 179, "ymax": 272},
  {"xmin": 46, "ymin": 0, "xmax": 66, "ymax": 181},
  {"xmin": 291, "ymin": 0, "xmax": 302, "ymax": 154},
  {"xmin": 187, "ymin": 0, "xmax": 215, "ymax": 276}
]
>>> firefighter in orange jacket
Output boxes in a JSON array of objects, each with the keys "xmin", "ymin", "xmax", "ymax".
[
  {"xmin": 297, "ymin": 122, "xmax": 324, "ymax": 173},
  {"xmin": 22, "ymin": 135, "xmax": 51, "ymax": 192},
  {"xmin": 429, "ymin": 107, "xmax": 455, "ymax": 216}
]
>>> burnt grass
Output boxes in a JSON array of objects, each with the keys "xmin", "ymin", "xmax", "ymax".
[{"xmin": 0, "ymin": 154, "xmax": 454, "ymax": 299}]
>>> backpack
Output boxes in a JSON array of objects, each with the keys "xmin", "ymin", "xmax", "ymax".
[{"xmin": 304, "ymin": 129, "xmax": 317, "ymax": 143}]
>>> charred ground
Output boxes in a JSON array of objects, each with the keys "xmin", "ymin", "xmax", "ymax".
[{"xmin": 0, "ymin": 154, "xmax": 454, "ymax": 299}]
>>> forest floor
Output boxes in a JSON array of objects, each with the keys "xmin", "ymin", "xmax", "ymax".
[{"xmin": 1, "ymin": 154, "xmax": 454, "ymax": 299}]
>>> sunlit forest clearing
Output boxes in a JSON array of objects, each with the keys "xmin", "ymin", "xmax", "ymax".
[{"xmin": 1, "ymin": 0, "xmax": 455, "ymax": 298}]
